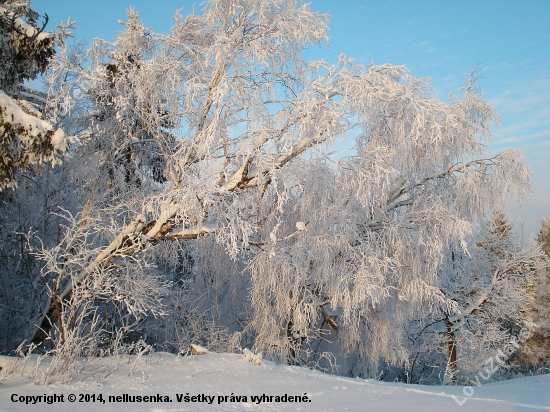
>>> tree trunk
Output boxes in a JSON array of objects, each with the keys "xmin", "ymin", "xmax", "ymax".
[{"xmin": 445, "ymin": 319, "xmax": 458, "ymax": 384}]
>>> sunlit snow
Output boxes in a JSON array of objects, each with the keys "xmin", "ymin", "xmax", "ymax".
[{"xmin": 1, "ymin": 352, "xmax": 549, "ymax": 411}]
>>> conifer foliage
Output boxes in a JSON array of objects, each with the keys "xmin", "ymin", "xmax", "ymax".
[
  {"xmin": 516, "ymin": 218, "xmax": 550, "ymax": 369},
  {"xmin": 0, "ymin": 0, "xmax": 71, "ymax": 189}
]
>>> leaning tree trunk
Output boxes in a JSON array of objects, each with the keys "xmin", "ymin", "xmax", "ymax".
[{"xmin": 29, "ymin": 128, "xmax": 319, "ymax": 346}]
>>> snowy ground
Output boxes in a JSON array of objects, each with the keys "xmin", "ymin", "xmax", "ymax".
[{"xmin": 0, "ymin": 352, "xmax": 549, "ymax": 411}]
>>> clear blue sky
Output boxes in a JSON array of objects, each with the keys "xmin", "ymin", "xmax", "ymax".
[{"xmin": 33, "ymin": 0, "xmax": 550, "ymax": 238}]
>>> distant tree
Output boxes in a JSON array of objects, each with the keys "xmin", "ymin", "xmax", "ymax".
[
  {"xmin": 537, "ymin": 218, "xmax": 550, "ymax": 257},
  {"xmin": 394, "ymin": 212, "xmax": 542, "ymax": 385},
  {"xmin": 516, "ymin": 218, "xmax": 550, "ymax": 369}
]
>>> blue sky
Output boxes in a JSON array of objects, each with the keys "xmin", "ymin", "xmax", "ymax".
[{"xmin": 33, "ymin": 0, "xmax": 550, "ymax": 237}]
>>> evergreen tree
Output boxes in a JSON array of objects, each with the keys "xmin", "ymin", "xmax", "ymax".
[
  {"xmin": 516, "ymin": 218, "xmax": 550, "ymax": 369},
  {"xmin": 0, "ymin": 0, "xmax": 71, "ymax": 189}
]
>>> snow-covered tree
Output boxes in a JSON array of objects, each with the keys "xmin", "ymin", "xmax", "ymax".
[
  {"xmin": 0, "ymin": 0, "xmax": 72, "ymax": 190},
  {"xmin": 516, "ymin": 218, "xmax": 550, "ymax": 369},
  {"xmin": 24, "ymin": 0, "xmax": 532, "ymax": 378},
  {"xmin": 0, "ymin": 1, "xmax": 78, "ymax": 354},
  {"xmin": 395, "ymin": 212, "xmax": 543, "ymax": 384},
  {"xmin": 537, "ymin": 218, "xmax": 550, "ymax": 257}
]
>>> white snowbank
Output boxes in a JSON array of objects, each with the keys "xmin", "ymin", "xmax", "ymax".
[
  {"xmin": 243, "ymin": 348, "xmax": 263, "ymax": 366},
  {"xmin": 0, "ymin": 352, "xmax": 549, "ymax": 411}
]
